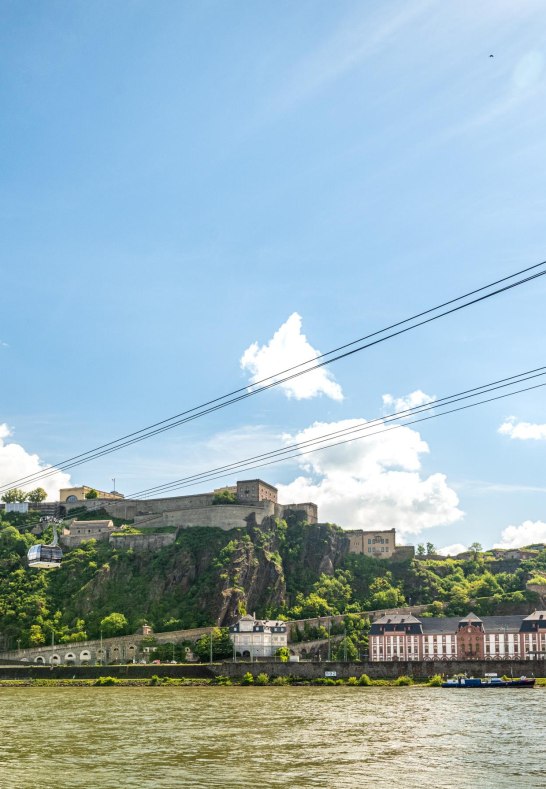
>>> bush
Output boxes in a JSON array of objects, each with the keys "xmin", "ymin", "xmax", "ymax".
[
  {"xmin": 255, "ymin": 672, "xmax": 269, "ymax": 686},
  {"xmin": 347, "ymin": 676, "xmax": 358, "ymax": 685},
  {"xmin": 94, "ymin": 676, "xmax": 120, "ymax": 686},
  {"xmin": 214, "ymin": 675, "xmax": 232, "ymax": 686},
  {"xmin": 241, "ymin": 672, "xmax": 254, "ymax": 685},
  {"xmin": 272, "ymin": 675, "xmax": 290, "ymax": 685},
  {"xmin": 394, "ymin": 675, "xmax": 413, "ymax": 686},
  {"xmin": 428, "ymin": 674, "xmax": 443, "ymax": 686},
  {"xmin": 358, "ymin": 673, "xmax": 372, "ymax": 686},
  {"xmin": 275, "ymin": 647, "xmax": 291, "ymax": 663}
]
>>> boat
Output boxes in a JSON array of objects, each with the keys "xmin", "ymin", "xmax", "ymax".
[{"xmin": 441, "ymin": 673, "xmax": 535, "ymax": 688}]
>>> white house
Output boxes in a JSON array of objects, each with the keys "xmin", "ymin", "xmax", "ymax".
[{"xmin": 229, "ymin": 614, "xmax": 288, "ymax": 658}]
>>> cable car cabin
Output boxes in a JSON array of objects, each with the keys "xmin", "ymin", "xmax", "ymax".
[{"xmin": 27, "ymin": 544, "xmax": 63, "ymax": 569}]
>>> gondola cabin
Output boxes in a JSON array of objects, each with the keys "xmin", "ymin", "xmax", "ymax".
[{"xmin": 27, "ymin": 543, "xmax": 63, "ymax": 569}]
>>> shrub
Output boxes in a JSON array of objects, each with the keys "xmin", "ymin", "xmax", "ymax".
[
  {"xmin": 241, "ymin": 672, "xmax": 254, "ymax": 685},
  {"xmin": 275, "ymin": 647, "xmax": 291, "ymax": 663},
  {"xmin": 255, "ymin": 672, "xmax": 269, "ymax": 686},
  {"xmin": 347, "ymin": 676, "xmax": 358, "ymax": 686},
  {"xmin": 395, "ymin": 675, "xmax": 413, "ymax": 686},
  {"xmin": 358, "ymin": 673, "xmax": 372, "ymax": 686},
  {"xmin": 428, "ymin": 674, "xmax": 443, "ymax": 686},
  {"xmin": 94, "ymin": 676, "xmax": 120, "ymax": 686},
  {"xmin": 214, "ymin": 675, "xmax": 232, "ymax": 686},
  {"xmin": 272, "ymin": 675, "xmax": 290, "ymax": 685}
]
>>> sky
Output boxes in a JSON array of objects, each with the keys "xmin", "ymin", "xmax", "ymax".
[{"xmin": 1, "ymin": 0, "xmax": 546, "ymax": 552}]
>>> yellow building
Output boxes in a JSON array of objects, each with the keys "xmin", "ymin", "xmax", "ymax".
[
  {"xmin": 346, "ymin": 528, "xmax": 396, "ymax": 558},
  {"xmin": 59, "ymin": 486, "xmax": 124, "ymax": 504}
]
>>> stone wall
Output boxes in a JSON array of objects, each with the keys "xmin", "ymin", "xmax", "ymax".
[
  {"xmin": 218, "ymin": 658, "xmax": 546, "ymax": 680},
  {"xmin": 135, "ymin": 502, "xmax": 276, "ymax": 531},
  {"xmin": 110, "ymin": 533, "xmax": 176, "ymax": 551}
]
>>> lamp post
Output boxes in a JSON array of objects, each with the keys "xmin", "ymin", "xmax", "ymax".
[
  {"xmin": 209, "ymin": 628, "xmax": 213, "ymax": 665},
  {"xmin": 327, "ymin": 619, "xmax": 331, "ymax": 662}
]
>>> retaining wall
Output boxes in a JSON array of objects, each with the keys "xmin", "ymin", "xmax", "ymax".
[{"xmin": 217, "ymin": 658, "xmax": 546, "ymax": 680}]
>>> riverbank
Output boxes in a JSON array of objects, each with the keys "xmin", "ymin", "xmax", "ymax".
[{"xmin": 1, "ymin": 674, "xmax": 545, "ymax": 688}]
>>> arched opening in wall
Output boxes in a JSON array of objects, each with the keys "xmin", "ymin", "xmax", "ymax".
[
  {"xmin": 50, "ymin": 654, "xmax": 61, "ymax": 665},
  {"xmin": 35, "ymin": 656, "xmax": 45, "ymax": 664},
  {"xmin": 66, "ymin": 495, "xmax": 78, "ymax": 503},
  {"xmin": 80, "ymin": 650, "xmax": 91, "ymax": 664},
  {"xmin": 242, "ymin": 650, "xmax": 250, "ymax": 659},
  {"xmin": 300, "ymin": 649, "xmax": 307, "ymax": 658},
  {"xmin": 112, "ymin": 646, "xmax": 121, "ymax": 664},
  {"xmin": 127, "ymin": 645, "xmax": 136, "ymax": 663},
  {"xmin": 65, "ymin": 652, "xmax": 76, "ymax": 665},
  {"xmin": 96, "ymin": 648, "xmax": 106, "ymax": 664}
]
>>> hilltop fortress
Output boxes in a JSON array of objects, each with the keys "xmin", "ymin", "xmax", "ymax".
[
  {"xmin": 60, "ymin": 479, "xmax": 318, "ymax": 532},
  {"xmin": 56, "ymin": 479, "xmax": 413, "ymax": 559}
]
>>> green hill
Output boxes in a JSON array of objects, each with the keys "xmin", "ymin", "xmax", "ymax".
[{"xmin": 0, "ymin": 509, "xmax": 544, "ymax": 650}]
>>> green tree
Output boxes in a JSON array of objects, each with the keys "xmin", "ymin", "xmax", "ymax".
[
  {"xmin": 426, "ymin": 542, "xmax": 436, "ymax": 556},
  {"xmin": 212, "ymin": 490, "xmax": 237, "ymax": 505},
  {"xmin": 275, "ymin": 646, "xmax": 291, "ymax": 662},
  {"xmin": 470, "ymin": 542, "xmax": 483, "ymax": 555},
  {"xmin": 416, "ymin": 543, "xmax": 426, "ymax": 557},
  {"xmin": 368, "ymin": 574, "xmax": 405, "ymax": 609},
  {"xmin": 334, "ymin": 636, "xmax": 358, "ymax": 661},
  {"xmin": 29, "ymin": 624, "xmax": 46, "ymax": 646},
  {"xmin": 27, "ymin": 488, "xmax": 48, "ymax": 505},
  {"xmin": 100, "ymin": 612, "xmax": 128, "ymax": 637},
  {"xmin": 194, "ymin": 628, "xmax": 233, "ymax": 661},
  {"xmin": 1, "ymin": 488, "xmax": 28, "ymax": 503},
  {"xmin": 85, "ymin": 489, "xmax": 98, "ymax": 499}
]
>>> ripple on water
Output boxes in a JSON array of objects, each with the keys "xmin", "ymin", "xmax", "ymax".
[{"xmin": 0, "ymin": 686, "xmax": 544, "ymax": 789}]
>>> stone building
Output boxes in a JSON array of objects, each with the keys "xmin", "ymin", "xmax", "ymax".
[
  {"xmin": 369, "ymin": 611, "xmax": 546, "ymax": 661},
  {"xmin": 229, "ymin": 614, "xmax": 288, "ymax": 658},
  {"xmin": 236, "ymin": 479, "xmax": 278, "ymax": 505},
  {"xmin": 62, "ymin": 519, "xmax": 115, "ymax": 547},
  {"xmin": 346, "ymin": 528, "xmax": 397, "ymax": 558}
]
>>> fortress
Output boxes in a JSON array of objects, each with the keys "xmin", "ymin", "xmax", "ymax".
[{"xmin": 59, "ymin": 479, "xmax": 318, "ymax": 532}]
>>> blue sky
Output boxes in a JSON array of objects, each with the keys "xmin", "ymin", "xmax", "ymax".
[{"xmin": 1, "ymin": 0, "xmax": 546, "ymax": 551}]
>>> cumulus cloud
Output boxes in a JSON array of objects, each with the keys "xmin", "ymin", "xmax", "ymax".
[
  {"xmin": 0, "ymin": 423, "xmax": 71, "ymax": 501},
  {"xmin": 240, "ymin": 313, "xmax": 343, "ymax": 401},
  {"xmin": 498, "ymin": 417, "xmax": 546, "ymax": 441},
  {"xmin": 275, "ymin": 417, "xmax": 462, "ymax": 538},
  {"xmin": 382, "ymin": 390, "xmax": 436, "ymax": 416},
  {"xmin": 437, "ymin": 543, "xmax": 468, "ymax": 557},
  {"xmin": 494, "ymin": 520, "xmax": 546, "ymax": 549}
]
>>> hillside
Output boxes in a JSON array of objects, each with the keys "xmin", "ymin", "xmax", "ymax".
[{"xmin": 0, "ymin": 509, "xmax": 544, "ymax": 650}]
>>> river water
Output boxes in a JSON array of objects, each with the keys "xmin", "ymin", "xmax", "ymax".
[{"xmin": 0, "ymin": 687, "xmax": 544, "ymax": 788}]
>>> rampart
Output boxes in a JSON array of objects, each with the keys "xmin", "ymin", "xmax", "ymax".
[{"xmin": 134, "ymin": 502, "xmax": 276, "ymax": 531}]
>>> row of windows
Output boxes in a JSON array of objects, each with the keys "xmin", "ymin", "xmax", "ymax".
[{"xmin": 367, "ymin": 537, "xmax": 389, "ymax": 544}]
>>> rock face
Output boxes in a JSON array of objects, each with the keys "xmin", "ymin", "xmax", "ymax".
[{"xmin": 59, "ymin": 514, "xmax": 349, "ymax": 630}]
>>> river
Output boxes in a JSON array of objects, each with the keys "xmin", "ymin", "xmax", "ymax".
[{"xmin": 0, "ymin": 687, "xmax": 543, "ymax": 788}]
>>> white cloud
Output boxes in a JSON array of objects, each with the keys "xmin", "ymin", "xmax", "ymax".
[
  {"xmin": 240, "ymin": 313, "xmax": 343, "ymax": 401},
  {"xmin": 437, "ymin": 543, "xmax": 468, "ymax": 557},
  {"xmin": 494, "ymin": 520, "xmax": 546, "ymax": 549},
  {"xmin": 0, "ymin": 340, "xmax": 8, "ymax": 348},
  {"xmin": 0, "ymin": 423, "xmax": 71, "ymax": 501},
  {"xmin": 498, "ymin": 417, "xmax": 546, "ymax": 440},
  {"xmin": 275, "ymin": 417, "xmax": 462, "ymax": 538},
  {"xmin": 382, "ymin": 390, "xmax": 436, "ymax": 416}
]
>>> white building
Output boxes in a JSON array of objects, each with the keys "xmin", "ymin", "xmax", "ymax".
[{"xmin": 229, "ymin": 615, "xmax": 288, "ymax": 658}]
